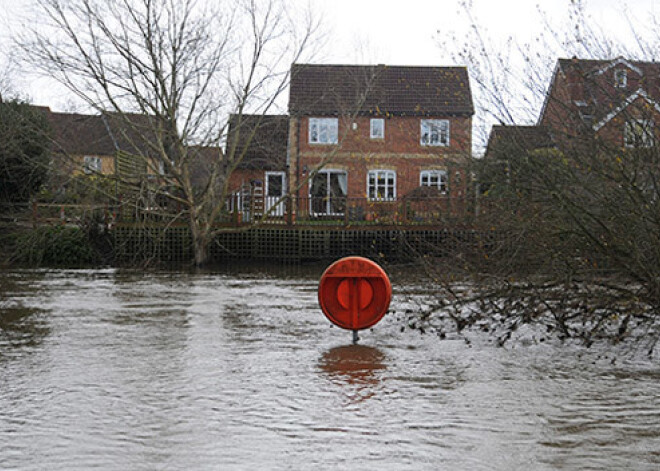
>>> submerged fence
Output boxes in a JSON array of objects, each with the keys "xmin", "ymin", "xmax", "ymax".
[
  {"xmin": 113, "ymin": 225, "xmax": 506, "ymax": 264},
  {"xmin": 16, "ymin": 195, "xmax": 512, "ymax": 264}
]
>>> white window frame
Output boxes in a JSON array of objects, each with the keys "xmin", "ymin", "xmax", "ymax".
[
  {"xmin": 370, "ymin": 118, "xmax": 384, "ymax": 139},
  {"xmin": 265, "ymin": 171, "xmax": 286, "ymax": 217},
  {"xmin": 614, "ymin": 69, "xmax": 627, "ymax": 88},
  {"xmin": 420, "ymin": 119, "xmax": 450, "ymax": 147},
  {"xmin": 309, "ymin": 117, "xmax": 338, "ymax": 144},
  {"xmin": 83, "ymin": 155, "xmax": 102, "ymax": 174},
  {"xmin": 624, "ymin": 119, "xmax": 654, "ymax": 148},
  {"xmin": 420, "ymin": 170, "xmax": 448, "ymax": 194},
  {"xmin": 367, "ymin": 169, "xmax": 396, "ymax": 201}
]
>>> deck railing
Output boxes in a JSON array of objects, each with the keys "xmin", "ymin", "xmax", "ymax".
[
  {"xmin": 26, "ymin": 194, "xmax": 478, "ymax": 228},
  {"xmin": 229, "ymin": 194, "xmax": 472, "ymax": 226}
]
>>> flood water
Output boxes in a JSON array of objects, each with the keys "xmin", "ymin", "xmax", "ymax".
[{"xmin": 1, "ymin": 267, "xmax": 660, "ymax": 470}]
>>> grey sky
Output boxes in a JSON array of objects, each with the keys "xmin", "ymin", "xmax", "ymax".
[{"xmin": 1, "ymin": 0, "xmax": 659, "ymax": 118}]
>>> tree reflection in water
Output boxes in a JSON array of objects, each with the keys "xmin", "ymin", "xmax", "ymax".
[{"xmin": 319, "ymin": 344, "xmax": 387, "ymax": 404}]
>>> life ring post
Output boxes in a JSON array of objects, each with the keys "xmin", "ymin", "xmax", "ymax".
[{"xmin": 318, "ymin": 256, "xmax": 392, "ymax": 340}]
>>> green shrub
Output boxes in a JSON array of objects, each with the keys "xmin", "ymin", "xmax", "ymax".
[{"xmin": 13, "ymin": 225, "xmax": 99, "ymax": 267}]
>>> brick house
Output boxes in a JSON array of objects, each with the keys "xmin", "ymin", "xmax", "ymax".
[
  {"xmin": 484, "ymin": 56, "xmax": 660, "ymax": 187},
  {"xmin": 224, "ymin": 114, "xmax": 289, "ymax": 219},
  {"xmin": 539, "ymin": 57, "xmax": 660, "ymax": 150},
  {"xmin": 287, "ymin": 64, "xmax": 474, "ymax": 222}
]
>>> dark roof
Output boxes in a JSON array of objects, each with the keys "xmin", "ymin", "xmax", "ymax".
[
  {"xmin": 46, "ymin": 111, "xmax": 156, "ymax": 156},
  {"xmin": 557, "ymin": 57, "xmax": 660, "ymax": 76},
  {"xmin": 226, "ymin": 114, "xmax": 288, "ymax": 170},
  {"xmin": 289, "ymin": 64, "xmax": 473, "ymax": 117},
  {"xmin": 486, "ymin": 125, "xmax": 555, "ymax": 157}
]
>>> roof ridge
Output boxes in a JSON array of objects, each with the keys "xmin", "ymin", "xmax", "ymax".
[{"xmin": 292, "ymin": 63, "xmax": 467, "ymax": 69}]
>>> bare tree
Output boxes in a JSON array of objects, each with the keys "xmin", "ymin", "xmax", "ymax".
[
  {"xmin": 401, "ymin": 1, "xmax": 660, "ymax": 351},
  {"xmin": 19, "ymin": 0, "xmax": 319, "ymax": 265}
]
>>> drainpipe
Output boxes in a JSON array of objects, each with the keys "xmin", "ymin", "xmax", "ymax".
[{"xmin": 296, "ymin": 116, "xmax": 301, "ymax": 217}]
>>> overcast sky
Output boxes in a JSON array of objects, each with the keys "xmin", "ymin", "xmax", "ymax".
[
  {"xmin": 1, "ymin": 0, "xmax": 660, "ymax": 144},
  {"xmin": 312, "ymin": 0, "xmax": 659, "ymax": 65}
]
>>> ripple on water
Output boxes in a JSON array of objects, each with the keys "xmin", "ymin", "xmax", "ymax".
[{"xmin": 1, "ymin": 269, "xmax": 660, "ymax": 470}]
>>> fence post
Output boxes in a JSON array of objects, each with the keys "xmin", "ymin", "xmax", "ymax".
[{"xmin": 286, "ymin": 195, "xmax": 293, "ymax": 226}]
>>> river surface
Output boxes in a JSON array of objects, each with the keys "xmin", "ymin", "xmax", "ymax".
[{"xmin": 1, "ymin": 266, "xmax": 660, "ymax": 470}]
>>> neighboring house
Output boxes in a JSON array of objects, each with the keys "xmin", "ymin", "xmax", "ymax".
[
  {"xmin": 44, "ymin": 109, "xmax": 174, "ymax": 199},
  {"xmin": 47, "ymin": 111, "xmax": 122, "ymax": 177},
  {"xmin": 225, "ymin": 114, "xmax": 289, "ymax": 218},
  {"xmin": 46, "ymin": 109, "xmax": 223, "ymax": 183},
  {"xmin": 483, "ymin": 56, "xmax": 660, "ymax": 193},
  {"xmin": 47, "ymin": 111, "xmax": 162, "ymax": 176},
  {"xmin": 538, "ymin": 56, "xmax": 660, "ymax": 150},
  {"xmin": 287, "ymin": 63, "xmax": 474, "ymax": 221}
]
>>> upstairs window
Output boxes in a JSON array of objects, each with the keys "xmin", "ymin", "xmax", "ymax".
[
  {"xmin": 420, "ymin": 170, "xmax": 448, "ymax": 193},
  {"xmin": 624, "ymin": 119, "xmax": 654, "ymax": 148},
  {"xmin": 83, "ymin": 155, "xmax": 102, "ymax": 174},
  {"xmin": 309, "ymin": 118, "xmax": 338, "ymax": 144},
  {"xmin": 614, "ymin": 69, "xmax": 627, "ymax": 88},
  {"xmin": 421, "ymin": 119, "xmax": 450, "ymax": 146},
  {"xmin": 370, "ymin": 118, "xmax": 384, "ymax": 139},
  {"xmin": 367, "ymin": 169, "xmax": 396, "ymax": 201}
]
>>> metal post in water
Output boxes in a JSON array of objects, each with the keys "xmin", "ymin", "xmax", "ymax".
[{"xmin": 352, "ymin": 330, "xmax": 359, "ymax": 344}]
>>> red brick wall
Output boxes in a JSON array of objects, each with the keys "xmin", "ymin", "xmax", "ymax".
[
  {"xmin": 292, "ymin": 115, "xmax": 471, "ymax": 201},
  {"xmin": 227, "ymin": 169, "xmax": 265, "ymax": 192},
  {"xmin": 540, "ymin": 62, "xmax": 660, "ymax": 150},
  {"xmin": 297, "ymin": 115, "xmax": 471, "ymax": 155},
  {"xmin": 597, "ymin": 96, "xmax": 660, "ymax": 147}
]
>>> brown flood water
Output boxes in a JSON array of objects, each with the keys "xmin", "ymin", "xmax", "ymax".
[{"xmin": 1, "ymin": 266, "xmax": 660, "ymax": 470}]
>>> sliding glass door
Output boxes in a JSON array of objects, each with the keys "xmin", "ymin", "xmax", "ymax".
[{"xmin": 309, "ymin": 170, "xmax": 347, "ymax": 216}]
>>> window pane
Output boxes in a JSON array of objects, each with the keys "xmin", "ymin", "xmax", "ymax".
[
  {"xmin": 329, "ymin": 119, "xmax": 338, "ymax": 143},
  {"xmin": 430, "ymin": 124, "xmax": 439, "ymax": 144},
  {"xmin": 371, "ymin": 119, "xmax": 384, "ymax": 138},
  {"xmin": 421, "ymin": 121, "xmax": 429, "ymax": 144},
  {"xmin": 267, "ymin": 174, "xmax": 282, "ymax": 197},
  {"xmin": 310, "ymin": 121, "xmax": 318, "ymax": 142},
  {"xmin": 319, "ymin": 124, "xmax": 328, "ymax": 143}
]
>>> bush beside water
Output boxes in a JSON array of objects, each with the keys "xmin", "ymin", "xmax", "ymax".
[{"xmin": 12, "ymin": 225, "xmax": 102, "ymax": 267}]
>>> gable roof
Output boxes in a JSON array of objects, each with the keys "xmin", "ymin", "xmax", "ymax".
[
  {"xmin": 289, "ymin": 64, "xmax": 473, "ymax": 117},
  {"xmin": 592, "ymin": 57, "xmax": 643, "ymax": 76},
  {"xmin": 47, "ymin": 111, "xmax": 157, "ymax": 156},
  {"xmin": 226, "ymin": 114, "xmax": 288, "ymax": 170},
  {"xmin": 557, "ymin": 57, "xmax": 650, "ymax": 77}
]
